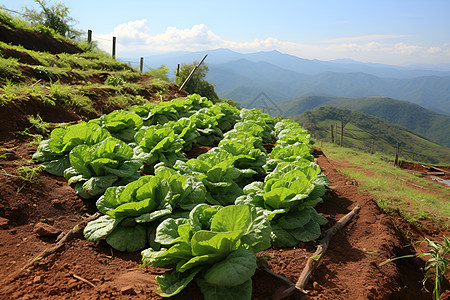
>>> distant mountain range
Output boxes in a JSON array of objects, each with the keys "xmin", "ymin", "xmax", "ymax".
[
  {"xmin": 141, "ymin": 48, "xmax": 450, "ymax": 78},
  {"xmin": 140, "ymin": 49, "xmax": 450, "ymax": 115}
]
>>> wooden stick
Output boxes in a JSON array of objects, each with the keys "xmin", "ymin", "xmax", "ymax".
[
  {"xmin": 273, "ymin": 205, "xmax": 361, "ymax": 299},
  {"xmin": 73, "ymin": 273, "xmax": 96, "ymax": 288},
  {"xmin": 260, "ymin": 264, "xmax": 295, "ymax": 287},
  {"xmin": 178, "ymin": 54, "xmax": 207, "ymax": 91},
  {"xmin": 296, "ymin": 205, "xmax": 360, "ymax": 291}
]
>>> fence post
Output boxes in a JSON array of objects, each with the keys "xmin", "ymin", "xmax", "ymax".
[
  {"xmin": 334, "ymin": 122, "xmax": 338, "ymax": 143},
  {"xmin": 394, "ymin": 143, "xmax": 399, "ymax": 166},
  {"xmin": 87, "ymin": 30, "xmax": 92, "ymax": 44},
  {"xmin": 140, "ymin": 57, "xmax": 144, "ymax": 73},
  {"xmin": 340, "ymin": 117, "xmax": 344, "ymax": 147},
  {"xmin": 112, "ymin": 36, "xmax": 116, "ymax": 59},
  {"xmin": 176, "ymin": 64, "xmax": 180, "ymax": 77},
  {"xmin": 330, "ymin": 124, "xmax": 334, "ymax": 143}
]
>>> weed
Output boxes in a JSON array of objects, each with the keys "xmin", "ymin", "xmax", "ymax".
[
  {"xmin": 0, "ymin": 152, "xmax": 12, "ymax": 159},
  {"xmin": 107, "ymin": 94, "xmax": 146, "ymax": 109},
  {"xmin": 105, "ymin": 74, "xmax": 125, "ymax": 87},
  {"xmin": 380, "ymin": 237, "xmax": 450, "ymax": 300},
  {"xmin": 27, "ymin": 114, "xmax": 51, "ymax": 135},
  {"xmin": 421, "ymin": 237, "xmax": 450, "ymax": 300},
  {"xmin": 70, "ymin": 93, "xmax": 96, "ymax": 114},
  {"xmin": 0, "ymin": 56, "xmax": 22, "ymax": 81},
  {"xmin": 16, "ymin": 165, "xmax": 44, "ymax": 183}
]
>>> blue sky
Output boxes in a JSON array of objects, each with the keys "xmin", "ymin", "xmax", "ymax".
[{"xmin": 3, "ymin": 0, "xmax": 450, "ymax": 66}]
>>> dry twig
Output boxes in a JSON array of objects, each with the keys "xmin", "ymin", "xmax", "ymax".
[{"xmin": 271, "ymin": 205, "xmax": 361, "ymax": 300}]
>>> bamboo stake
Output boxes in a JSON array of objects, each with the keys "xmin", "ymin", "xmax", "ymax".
[
  {"xmin": 272, "ymin": 205, "xmax": 361, "ymax": 299},
  {"xmin": 178, "ymin": 54, "xmax": 207, "ymax": 91}
]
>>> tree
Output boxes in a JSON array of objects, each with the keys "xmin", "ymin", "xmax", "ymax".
[
  {"xmin": 23, "ymin": 0, "xmax": 79, "ymax": 38},
  {"xmin": 147, "ymin": 64, "xmax": 170, "ymax": 82},
  {"xmin": 175, "ymin": 61, "xmax": 219, "ymax": 102}
]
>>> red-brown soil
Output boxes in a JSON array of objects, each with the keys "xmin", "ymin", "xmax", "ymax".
[
  {"xmin": 401, "ymin": 161, "xmax": 450, "ymax": 188},
  {"xmin": 1, "ymin": 134, "xmax": 447, "ymax": 299}
]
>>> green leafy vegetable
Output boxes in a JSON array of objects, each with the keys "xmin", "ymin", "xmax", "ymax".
[{"xmin": 63, "ymin": 137, "xmax": 141, "ymax": 198}]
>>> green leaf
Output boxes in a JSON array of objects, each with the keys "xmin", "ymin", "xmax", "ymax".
[
  {"xmin": 105, "ymin": 223, "xmax": 147, "ymax": 252},
  {"xmin": 278, "ymin": 208, "xmax": 312, "ymax": 230},
  {"xmin": 196, "ymin": 278, "xmax": 253, "ymax": 300},
  {"xmin": 191, "ymin": 230, "xmax": 241, "ymax": 257},
  {"xmin": 83, "ymin": 215, "xmax": 122, "ymax": 242},
  {"xmin": 209, "ymin": 205, "xmax": 271, "ymax": 253},
  {"xmin": 79, "ymin": 174, "xmax": 118, "ymax": 198},
  {"xmin": 155, "ymin": 218, "xmax": 190, "ymax": 245},
  {"xmin": 270, "ymin": 223, "xmax": 299, "ymax": 248},
  {"xmin": 143, "ymin": 242, "xmax": 193, "ymax": 267},
  {"xmin": 41, "ymin": 156, "xmax": 70, "ymax": 176},
  {"xmin": 155, "ymin": 267, "xmax": 203, "ymax": 297},
  {"xmin": 287, "ymin": 219, "xmax": 322, "ymax": 242},
  {"xmin": 203, "ymin": 249, "xmax": 257, "ymax": 287},
  {"xmin": 189, "ymin": 204, "xmax": 221, "ymax": 232}
]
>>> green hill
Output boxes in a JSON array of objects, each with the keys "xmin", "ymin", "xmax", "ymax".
[
  {"xmin": 294, "ymin": 106, "xmax": 450, "ymax": 164},
  {"xmin": 279, "ymin": 96, "xmax": 450, "ymax": 147}
]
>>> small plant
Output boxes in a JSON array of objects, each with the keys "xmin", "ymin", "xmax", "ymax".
[
  {"xmin": 0, "ymin": 56, "xmax": 22, "ymax": 81},
  {"xmin": 421, "ymin": 237, "xmax": 450, "ymax": 300},
  {"xmin": 27, "ymin": 114, "xmax": 51, "ymax": 136},
  {"xmin": 379, "ymin": 236, "xmax": 449, "ymax": 300},
  {"xmin": 16, "ymin": 165, "xmax": 45, "ymax": 183},
  {"xmin": 105, "ymin": 74, "xmax": 125, "ymax": 87}
]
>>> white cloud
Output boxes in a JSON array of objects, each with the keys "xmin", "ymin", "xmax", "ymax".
[
  {"xmin": 322, "ymin": 34, "xmax": 409, "ymax": 43},
  {"xmin": 393, "ymin": 42, "xmax": 422, "ymax": 55},
  {"xmin": 93, "ymin": 20, "xmax": 450, "ymax": 65},
  {"xmin": 426, "ymin": 47, "xmax": 442, "ymax": 54}
]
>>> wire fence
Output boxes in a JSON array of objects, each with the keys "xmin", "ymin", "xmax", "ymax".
[
  {"xmin": 0, "ymin": 7, "xmax": 155, "ymax": 71},
  {"xmin": 309, "ymin": 120, "xmax": 446, "ymax": 162},
  {"xmin": 0, "ymin": 6, "xmax": 29, "ymax": 17}
]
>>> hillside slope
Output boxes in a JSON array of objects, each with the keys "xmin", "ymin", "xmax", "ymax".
[
  {"xmin": 279, "ymin": 96, "xmax": 450, "ymax": 147},
  {"xmin": 294, "ymin": 106, "xmax": 450, "ymax": 164}
]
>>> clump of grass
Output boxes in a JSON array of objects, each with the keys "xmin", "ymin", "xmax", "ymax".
[
  {"xmin": 149, "ymin": 78, "xmax": 170, "ymax": 91},
  {"xmin": 107, "ymin": 94, "xmax": 146, "ymax": 109},
  {"xmin": 70, "ymin": 93, "xmax": 96, "ymax": 114},
  {"xmin": 421, "ymin": 237, "xmax": 450, "ymax": 300},
  {"xmin": 105, "ymin": 74, "xmax": 125, "ymax": 87},
  {"xmin": 48, "ymin": 81, "xmax": 96, "ymax": 114},
  {"xmin": 49, "ymin": 81, "xmax": 71, "ymax": 103},
  {"xmin": 0, "ymin": 11, "xmax": 32, "ymax": 31},
  {"xmin": 27, "ymin": 114, "xmax": 51, "ymax": 135},
  {"xmin": 58, "ymin": 53, "xmax": 100, "ymax": 70},
  {"xmin": 0, "ymin": 56, "xmax": 22, "ymax": 82},
  {"xmin": 16, "ymin": 165, "xmax": 44, "ymax": 183}
]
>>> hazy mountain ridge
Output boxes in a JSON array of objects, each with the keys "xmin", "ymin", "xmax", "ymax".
[
  {"xmin": 141, "ymin": 49, "xmax": 450, "ymax": 114},
  {"xmin": 142, "ymin": 48, "xmax": 450, "ymax": 78}
]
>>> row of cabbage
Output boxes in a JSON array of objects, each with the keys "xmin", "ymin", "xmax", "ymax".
[
  {"xmin": 32, "ymin": 95, "xmax": 329, "ymax": 299},
  {"xmin": 32, "ymin": 94, "xmax": 239, "ymax": 198}
]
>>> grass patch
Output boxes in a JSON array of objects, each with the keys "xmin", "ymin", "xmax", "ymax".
[
  {"xmin": 0, "ymin": 56, "xmax": 22, "ymax": 82},
  {"xmin": 107, "ymin": 94, "xmax": 147, "ymax": 109},
  {"xmin": 322, "ymin": 142, "xmax": 449, "ymax": 227}
]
